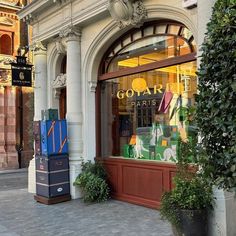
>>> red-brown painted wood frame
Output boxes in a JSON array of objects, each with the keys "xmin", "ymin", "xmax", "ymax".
[
  {"xmin": 97, "ymin": 157, "xmax": 177, "ymax": 209},
  {"xmin": 98, "ymin": 52, "xmax": 196, "ymax": 81}
]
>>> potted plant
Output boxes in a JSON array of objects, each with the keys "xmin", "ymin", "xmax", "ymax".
[
  {"xmin": 73, "ymin": 160, "xmax": 110, "ymax": 203},
  {"xmin": 160, "ymin": 140, "xmax": 214, "ymax": 236}
]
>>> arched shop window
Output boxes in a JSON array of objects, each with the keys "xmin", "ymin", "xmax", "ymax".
[{"xmin": 98, "ymin": 21, "xmax": 197, "ymax": 163}]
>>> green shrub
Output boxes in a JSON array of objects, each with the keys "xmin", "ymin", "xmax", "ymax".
[
  {"xmin": 73, "ymin": 160, "xmax": 110, "ymax": 203},
  {"xmin": 196, "ymin": 0, "xmax": 236, "ymax": 190},
  {"xmin": 160, "ymin": 139, "xmax": 214, "ymax": 228}
]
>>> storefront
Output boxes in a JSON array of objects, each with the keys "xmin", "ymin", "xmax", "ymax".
[
  {"xmin": 97, "ymin": 21, "xmax": 197, "ymax": 208},
  {"xmin": 18, "ymin": 0, "xmax": 214, "ymax": 204}
]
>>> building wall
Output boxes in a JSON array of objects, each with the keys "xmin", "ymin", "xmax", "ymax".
[
  {"xmin": 24, "ymin": 0, "xmax": 200, "ymax": 163},
  {"xmin": 0, "ymin": 0, "xmax": 34, "ymax": 169},
  {"xmin": 17, "ymin": 0, "xmax": 214, "ymax": 198}
]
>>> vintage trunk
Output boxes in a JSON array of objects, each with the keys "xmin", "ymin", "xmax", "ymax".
[
  {"xmin": 40, "ymin": 120, "xmax": 68, "ymax": 156},
  {"xmin": 35, "ymin": 155, "xmax": 70, "ymax": 198}
]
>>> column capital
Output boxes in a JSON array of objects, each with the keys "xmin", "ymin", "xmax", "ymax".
[
  {"xmin": 60, "ymin": 25, "xmax": 81, "ymax": 42},
  {"xmin": 31, "ymin": 41, "xmax": 47, "ymax": 54}
]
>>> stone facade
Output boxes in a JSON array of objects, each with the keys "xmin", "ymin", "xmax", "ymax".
[
  {"xmin": 18, "ymin": 0, "xmax": 201, "ymax": 198},
  {"xmin": 0, "ymin": 0, "xmax": 34, "ymax": 169}
]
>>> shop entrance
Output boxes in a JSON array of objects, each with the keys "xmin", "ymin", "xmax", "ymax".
[{"xmin": 97, "ymin": 21, "xmax": 197, "ymax": 208}]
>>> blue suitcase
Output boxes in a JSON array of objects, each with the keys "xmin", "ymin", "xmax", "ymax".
[{"xmin": 41, "ymin": 120, "xmax": 68, "ymax": 156}]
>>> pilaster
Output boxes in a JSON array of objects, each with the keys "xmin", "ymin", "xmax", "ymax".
[
  {"xmin": 60, "ymin": 26, "xmax": 83, "ymax": 199},
  {"xmin": 28, "ymin": 41, "xmax": 47, "ymax": 193},
  {"xmin": 0, "ymin": 86, "xmax": 7, "ymax": 168},
  {"xmin": 32, "ymin": 41, "xmax": 48, "ymax": 121},
  {"xmin": 5, "ymin": 87, "xmax": 18, "ymax": 168}
]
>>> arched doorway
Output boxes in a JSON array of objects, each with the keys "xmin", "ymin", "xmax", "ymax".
[
  {"xmin": 97, "ymin": 21, "xmax": 197, "ymax": 208},
  {"xmin": 59, "ymin": 56, "xmax": 67, "ymax": 119}
]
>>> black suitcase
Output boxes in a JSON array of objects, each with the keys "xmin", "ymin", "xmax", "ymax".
[
  {"xmin": 35, "ymin": 155, "xmax": 69, "ymax": 172},
  {"xmin": 36, "ymin": 182, "xmax": 70, "ymax": 198},
  {"xmin": 35, "ymin": 155, "xmax": 70, "ymax": 198}
]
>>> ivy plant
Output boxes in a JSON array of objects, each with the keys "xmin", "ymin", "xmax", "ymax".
[{"xmin": 196, "ymin": 0, "xmax": 236, "ymax": 190}]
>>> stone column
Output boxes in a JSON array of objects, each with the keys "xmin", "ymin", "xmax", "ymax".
[
  {"xmin": 0, "ymin": 86, "xmax": 7, "ymax": 168},
  {"xmin": 28, "ymin": 41, "xmax": 47, "ymax": 193},
  {"xmin": 60, "ymin": 26, "xmax": 82, "ymax": 199},
  {"xmin": 5, "ymin": 87, "xmax": 18, "ymax": 168},
  {"xmin": 33, "ymin": 41, "xmax": 48, "ymax": 120}
]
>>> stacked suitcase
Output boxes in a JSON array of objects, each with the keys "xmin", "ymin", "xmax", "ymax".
[{"xmin": 33, "ymin": 109, "xmax": 71, "ymax": 204}]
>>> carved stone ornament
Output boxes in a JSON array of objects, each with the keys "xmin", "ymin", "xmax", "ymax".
[
  {"xmin": 31, "ymin": 41, "xmax": 47, "ymax": 52},
  {"xmin": 22, "ymin": 14, "xmax": 35, "ymax": 24},
  {"xmin": 53, "ymin": 0, "xmax": 70, "ymax": 6},
  {"xmin": 1, "ymin": 0, "xmax": 18, "ymax": 6},
  {"xmin": 55, "ymin": 39, "xmax": 66, "ymax": 54},
  {"xmin": 107, "ymin": 0, "xmax": 147, "ymax": 28},
  {"xmin": 59, "ymin": 25, "xmax": 81, "ymax": 41},
  {"xmin": 88, "ymin": 81, "xmax": 97, "ymax": 92},
  {"xmin": 52, "ymin": 73, "xmax": 67, "ymax": 89},
  {"xmin": 0, "ymin": 17, "xmax": 14, "ymax": 26},
  {"xmin": 0, "ymin": 69, "xmax": 11, "ymax": 86}
]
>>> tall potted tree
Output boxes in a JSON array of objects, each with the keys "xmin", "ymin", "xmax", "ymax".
[{"xmin": 195, "ymin": 1, "xmax": 236, "ymax": 235}]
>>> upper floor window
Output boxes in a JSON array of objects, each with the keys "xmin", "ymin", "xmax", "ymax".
[{"xmin": 0, "ymin": 34, "xmax": 12, "ymax": 55}]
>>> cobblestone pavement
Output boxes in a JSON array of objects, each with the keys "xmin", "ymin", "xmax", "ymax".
[{"xmin": 0, "ymin": 171, "xmax": 173, "ymax": 236}]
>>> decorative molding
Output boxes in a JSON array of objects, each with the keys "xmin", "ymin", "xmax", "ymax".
[
  {"xmin": 1, "ymin": 0, "xmax": 18, "ymax": 5},
  {"xmin": 22, "ymin": 13, "xmax": 36, "ymax": 24},
  {"xmin": 59, "ymin": 25, "xmax": 81, "ymax": 41},
  {"xmin": 0, "ymin": 55, "xmax": 15, "ymax": 65},
  {"xmin": 107, "ymin": 0, "xmax": 147, "ymax": 28},
  {"xmin": 54, "ymin": 88, "xmax": 61, "ymax": 99},
  {"xmin": 0, "ymin": 16, "xmax": 14, "ymax": 26},
  {"xmin": 53, "ymin": 0, "xmax": 71, "ymax": 7},
  {"xmin": 52, "ymin": 73, "xmax": 67, "ymax": 89},
  {"xmin": 31, "ymin": 41, "xmax": 47, "ymax": 52},
  {"xmin": 0, "ymin": 69, "xmax": 11, "ymax": 86},
  {"xmin": 55, "ymin": 39, "xmax": 66, "ymax": 54},
  {"xmin": 88, "ymin": 81, "xmax": 97, "ymax": 93}
]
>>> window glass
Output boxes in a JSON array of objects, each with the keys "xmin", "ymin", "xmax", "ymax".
[
  {"xmin": 100, "ymin": 61, "xmax": 197, "ymax": 162},
  {"xmin": 107, "ymin": 36, "xmax": 191, "ymax": 72}
]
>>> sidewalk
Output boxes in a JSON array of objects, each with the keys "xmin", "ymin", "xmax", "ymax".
[
  {"xmin": 0, "ymin": 168, "xmax": 28, "ymax": 175},
  {"xmin": 0, "ymin": 171, "xmax": 173, "ymax": 236}
]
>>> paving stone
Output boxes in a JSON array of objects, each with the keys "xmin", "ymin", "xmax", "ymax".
[{"xmin": 0, "ymin": 171, "xmax": 173, "ymax": 236}]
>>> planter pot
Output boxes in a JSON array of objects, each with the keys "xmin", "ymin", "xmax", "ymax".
[
  {"xmin": 208, "ymin": 187, "xmax": 236, "ymax": 236},
  {"xmin": 173, "ymin": 209, "xmax": 208, "ymax": 236}
]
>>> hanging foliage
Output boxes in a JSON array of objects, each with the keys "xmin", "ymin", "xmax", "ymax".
[{"xmin": 196, "ymin": 0, "xmax": 236, "ymax": 190}]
